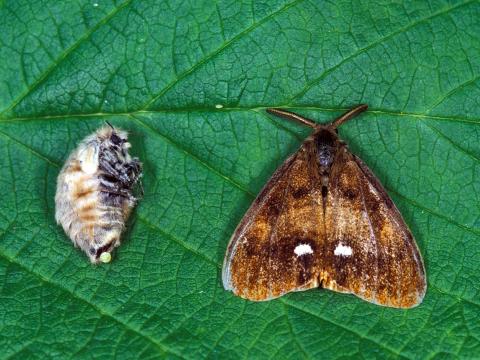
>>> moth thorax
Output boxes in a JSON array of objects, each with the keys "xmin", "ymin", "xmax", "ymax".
[{"xmin": 314, "ymin": 129, "xmax": 337, "ymax": 168}]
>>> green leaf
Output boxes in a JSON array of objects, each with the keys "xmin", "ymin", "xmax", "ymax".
[{"xmin": 1, "ymin": 0, "xmax": 479, "ymax": 358}]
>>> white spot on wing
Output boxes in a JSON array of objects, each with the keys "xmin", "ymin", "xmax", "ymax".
[
  {"xmin": 334, "ymin": 243, "xmax": 352, "ymax": 257},
  {"xmin": 294, "ymin": 243, "xmax": 313, "ymax": 256}
]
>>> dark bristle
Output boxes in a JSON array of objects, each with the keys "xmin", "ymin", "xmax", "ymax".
[{"xmin": 105, "ymin": 121, "xmax": 115, "ymax": 130}]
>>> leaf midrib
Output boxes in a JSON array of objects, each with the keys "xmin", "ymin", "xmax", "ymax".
[{"xmin": 1, "ymin": 107, "xmax": 480, "ymax": 126}]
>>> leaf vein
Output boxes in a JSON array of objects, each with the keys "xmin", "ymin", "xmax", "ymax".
[
  {"xmin": 0, "ymin": 251, "xmax": 183, "ymax": 358},
  {"xmin": 140, "ymin": 0, "xmax": 305, "ymax": 110},
  {"xmin": 287, "ymin": 0, "xmax": 476, "ymax": 104},
  {"xmin": 427, "ymin": 75, "xmax": 480, "ymax": 112},
  {"xmin": 0, "ymin": 0, "xmax": 135, "ymax": 118},
  {"xmin": 281, "ymin": 299, "xmax": 409, "ymax": 359}
]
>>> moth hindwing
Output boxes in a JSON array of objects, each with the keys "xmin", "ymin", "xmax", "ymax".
[{"xmin": 222, "ymin": 105, "xmax": 426, "ymax": 308}]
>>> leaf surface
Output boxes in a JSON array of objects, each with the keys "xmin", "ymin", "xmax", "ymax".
[{"xmin": 1, "ymin": 0, "xmax": 479, "ymax": 358}]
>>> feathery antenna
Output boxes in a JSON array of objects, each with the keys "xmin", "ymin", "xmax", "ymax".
[{"xmin": 266, "ymin": 104, "xmax": 368, "ymax": 129}]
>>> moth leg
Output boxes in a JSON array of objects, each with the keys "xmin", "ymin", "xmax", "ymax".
[
  {"xmin": 124, "ymin": 158, "xmax": 142, "ymax": 188},
  {"xmin": 100, "ymin": 154, "xmax": 141, "ymax": 188},
  {"xmin": 99, "ymin": 156, "xmax": 123, "ymax": 178},
  {"xmin": 100, "ymin": 189, "xmax": 131, "ymax": 198}
]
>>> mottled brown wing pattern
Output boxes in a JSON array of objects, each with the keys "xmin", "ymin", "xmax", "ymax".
[
  {"xmin": 223, "ymin": 144, "xmax": 325, "ymax": 301},
  {"xmin": 224, "ymin": 106, "xmax": 426, "ymax": 308},
  {"xmin": 322, "ymin": 147, "xmax": 426, "ymax": 307}
]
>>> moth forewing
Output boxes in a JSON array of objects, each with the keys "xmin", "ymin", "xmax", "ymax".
[
  {"xmin": 221, "ymin": 153, "xmax": 302, "ymax": 297},
  {"xmin": 222, "ymin": 105, "xmax": 426, "ymax": 308},
  {"xmin": 55, "ymin": 125, "xmax": 142, "ymax": 264}
]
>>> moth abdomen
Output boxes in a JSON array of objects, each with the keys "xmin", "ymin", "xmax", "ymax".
[{"xmin": 55, "ymin": 125, "xmax": 142, "ymax": 264}]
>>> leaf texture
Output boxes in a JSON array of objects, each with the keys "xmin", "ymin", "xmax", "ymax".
[{"xmin": 0, "ymin": 0, "xmax": 479, "ymax": 358}]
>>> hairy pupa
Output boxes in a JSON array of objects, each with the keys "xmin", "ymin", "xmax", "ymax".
[{"xmin": 55, "ymin": 124, "xmax": 142, "ymax": 263}]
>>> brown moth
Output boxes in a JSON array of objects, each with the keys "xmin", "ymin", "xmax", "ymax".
[{"xmin": 222, "ymin": 105, "xmax": 426, "ymax": 308}]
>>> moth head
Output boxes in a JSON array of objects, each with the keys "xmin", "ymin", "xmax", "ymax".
[
  {"xmin": 265, "ymin": 105, "xmax": 368, "ymax": 168},
  {"xmin": 313, "ymin": 126, "xmax": 338, "ymax": 140},
  {"xmin": 97, "ymin": 123, "xmax": 132, "ymax": 159}
]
